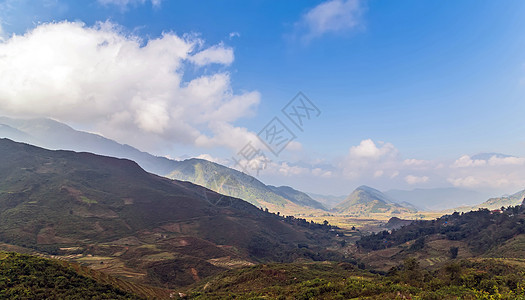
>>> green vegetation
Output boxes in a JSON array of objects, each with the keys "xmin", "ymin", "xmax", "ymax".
[
  {"xmin": 457, "ymin": 189, "xmax": 525, "ymax": 212},
  {"xmin": 167, "ymin": 158, "xmax": 327, "ymax": 213},
  {"xmin": 0, "ymin": 252, "xmax": 141, "ymax": 299},
  {"xmin": 80, "ymin": 196, "xmax": 98, "ymax": 204},
  {"xmin": 186, "ymin": 259, "xmax": 525, "ymax": 299},
  {"xmin": 357, "ymin": 205, "xmax": 525, "ymax": 254}
]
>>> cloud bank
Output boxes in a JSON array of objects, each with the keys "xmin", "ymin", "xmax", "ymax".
[
  {"xmin": 0, "ymin": 21, "xmax": 260, "ymax": 152},
  {"xmin": 263, "ymin": 138, "xmax": 525, "ymax": 194}
]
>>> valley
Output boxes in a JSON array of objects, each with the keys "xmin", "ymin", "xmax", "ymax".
[
  {"xmin": 0, "ymin": 138, "xmax": 524, "ymax": 299},
  {"xmin": 1, "ymin": 3, "xmax": 524, "ymax": 299}
]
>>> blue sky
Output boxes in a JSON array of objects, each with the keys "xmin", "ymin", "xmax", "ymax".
[{"xmin": 1, "ymin": 0, "xmax": 525, "ymax": 196}]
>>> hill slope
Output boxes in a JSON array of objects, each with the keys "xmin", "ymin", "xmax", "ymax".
[
  {"xmin": 356, "ymin": 203, "xmax": 525, "ymax": 271},
  {"xmin": 472, "ymin": 189, "xmax": 525, "ymax": 210},
  {"xmin": 268, "ymin": 185, "xmax": 326, "ymax": 210},
  {"xmin": 334, "ymin": 185, "xmax": 416, "ymax": 216},
  {"xmin": 0, "ymin": 139, "xmax": 339, "ymax": 288},
  {"xmin": 165, "ymin": 158, "xmax": 327, "ymax": 213},
  {"xmin": 0, "ymin": 252, "xmax": 152, "ymax": 299},
  {"xmin": 0, "ymin": 116, "xmax": 325, "ymax": 213},
  {"xmin": 447, "ymin": 189, "xmax": 525, "ymax": 213},
  {"xmin": 185, "ymin": 259, "xmax": 525, "ymax": 299}
]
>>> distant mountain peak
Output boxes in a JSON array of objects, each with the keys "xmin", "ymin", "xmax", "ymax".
[{"xmin": 334, "ymin": 185, "xmax": 416, "ymax": 215}]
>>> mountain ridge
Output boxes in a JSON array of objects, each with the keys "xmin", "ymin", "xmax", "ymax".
[
  {"xmin": 334, "ymin": 185, "xmax": 416, "ymax": 216},
  {"xmin": 0, "ymin": 138, "xmax": 339, "ymax": 288},
  {"xmin": 0, "ymin": 116, "xmax": 325, "ymax": 213}
]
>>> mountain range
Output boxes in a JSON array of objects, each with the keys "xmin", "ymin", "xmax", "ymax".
[
  {"xmin": 0, "ymin": 138, "xmax": 339, "ymax": 287},
  {"xmin": 0, "ymin": 116, "xmax": 326, "ymax": 214},
  {"xmin": 1, "ymin": 116, "xmax": 518, "ymax": 216}
]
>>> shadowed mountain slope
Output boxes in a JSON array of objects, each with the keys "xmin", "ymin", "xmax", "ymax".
[
  {"xmin": 0, "ymin": 116, "xmax": 326, "ymax": 213},
  {"xmin": 0, "ymin": 138, "xmax": 338, "ymax": 288}
]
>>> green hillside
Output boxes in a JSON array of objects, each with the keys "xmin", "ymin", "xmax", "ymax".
[
  {"xmin": 185, "ymin": 259, "xmax": 525, "ymax": 299},
  {"xmin": 355, "ymin": 203, "xmax": 525, "ymax": 273},
  {"xmin": 0, "ymin": 252, "xmax": 145, "ymax": 299},
  {"xmin": 334, "ymin": 185, "xmax": 416, "ymax": 216},
  {"xmin": 267, "ymin": 185, "xmax": 327, "ymax": 210},
  {"xmin": 471, "ymin": 189, "xmax": 525, "ymax": 211},
  {"xmin": 167, "ymin": 158, "xmax": 326, "ymax": 213}
]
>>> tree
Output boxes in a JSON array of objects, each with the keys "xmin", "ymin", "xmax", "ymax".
[
  {"xmin": 449, "ymin": 246, "xmax": 459, "ymax": 259},
  {"xmin": 409, "ymin": 237, "xmax": 425, "ymax": 251}
]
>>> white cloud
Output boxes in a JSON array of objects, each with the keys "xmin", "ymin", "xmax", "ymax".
[
  {"xmin": 342, "ymin": 139, "xmax": 399, "ymax": 180},
  {"xmin": 488, "ymin": 156, "xmax": 525, "ymax": 166},
  {"xmin": 447, "ymin": 154, "xmax": 525, "ymax": 189},
  {"xmin": 189, "ymin": 44, "xmax": 234, "ymax": 66},
  {"xmin": 0, "ymin": 21, "xmax": 259, "ymax": 152},
  {"xmin": 349, "ymin": 139, "xmax": 397, "ymax": 159},
  {"xmin": 447, "ymin": 175, "xmax": 516, "ymax": 189},
  {"xmin": 277, "ymin": 162, "xmax": 309, "ymax": 177},
  {"xmin": 312, "ymin": 167, "xmax": 333, "ymax": 178},
  {"xmin": 297, "ymin": 0, "xmax": 364, "ymax": 41},
  {"xmin": 447, "ymin": 176, "xmax": 480, "ymax": 188},
  {"xmin": 257, "ymin": 160, "xmax": 333, "ymax": 179},
  {"xmin": 286, "ymin": 141, "xmax": 303, "ymax": 152},
  {"xmin": 452, "ymin": 154, "xmax": 525, "ymax": 168},
  {"xmin": 195, "ymin": 154, "xmax": 229, "ymax": 165},
  {"xmin": 451, "ymin": 155, "xmax": 487, "ymax": 168},
  {"xmin": 403, "ymin": 158, "xmax": 432, "ymax": 168},
  {"xmin": 405, "ymin": 175, "xmax": 429, "ymax": 185},
  {"xmin": 229, "ymin": 32, "xmax": 240, "ymax": 39}
]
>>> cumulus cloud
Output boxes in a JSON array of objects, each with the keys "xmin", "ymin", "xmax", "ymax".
[
  {"xmin": 189, "ymin": 44, "xmax": 234, "ymax": 66},
  {"xmin": 296, "ymin": 0, "xmax": 364, "ymax": 42},
  {"xmin": 452, "ymin": 154, "xmax": 525, "ymax": 168},
  {"xmin": 448, "ymin": 153, "xmax": 525, "ymax": 189},
  {"xmin": 403, "ymin": 158, "xmax": 432, "ymax": 168},
  {"xmin": 405, "ymin": 175, "xmax": 429, "ymax": 185},
  {"xmin": 349, "ymin": 139, "xmax": 397, "ymax": 159},
  {"xmin": 342, "ymin": 139, "xmax": 399, "ymax": 179},
  {"xmin": 488, "ymin": 156, "xmax": 525, "ymax": 166},
  {"xmin": 252, "ymin": 160, "xmax": 333, "ymax": 179},
  {"xmin": 451, "ymin": 155, "xmax": 487, "ymax": 168},
  {"xmin": 0, "ymin": 21, "xmax": 259, "ymax": 152}
]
